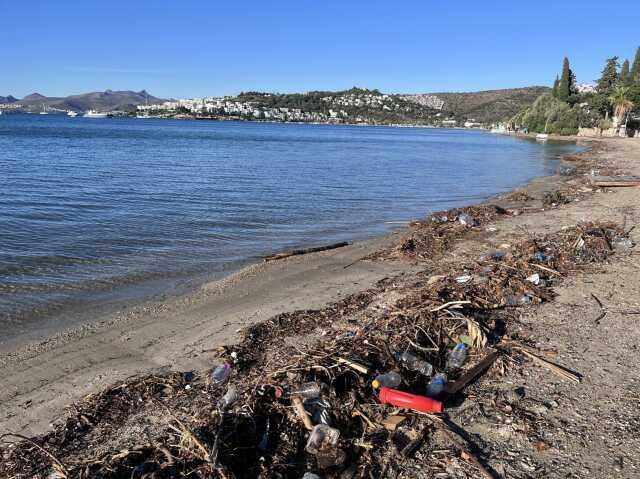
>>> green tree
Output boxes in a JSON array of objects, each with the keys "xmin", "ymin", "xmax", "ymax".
[
  {"xmin": 620, "ymin": 59, "xmax": 631, "ymax": 86},
  {"xmin": 552, "ymin": 75, "xmax": 560, "ymax": 98},
  {"xmin": 597, "ymin": 57, "xmax": 619, "ymax": 94},
  {"xmin": 609, "ymin": 86, "xmax": 634, "ymax": 124},
  {"xmin": 631, "ymin": 47, "xmax": 640, "ymax": 85},
  {"xmin": 557, "ymin": 57, "xmax": 574, "ymax": 101}
]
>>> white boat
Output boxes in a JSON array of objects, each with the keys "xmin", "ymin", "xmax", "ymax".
[
  {"xmin": 136, "ymin": 114, "xmax": 152, "ymax": 119},
  {"xmin": 536, "ymin": 133, "xmax": 549, "ymax": 141},
  {"xmin": 39, "ymin": 104, "xmax": 49, "ymax": 115},
  {"xmin": 67, "ymin": 111, "xmax": 78, "ymax": 117},
  {"xmin": 83, "ymin": 110, "xmax": 108, "ymax": 118}
]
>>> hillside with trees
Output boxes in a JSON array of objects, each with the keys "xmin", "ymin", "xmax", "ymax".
[
  {"xmin": 407, "ymin": 87, "xmax": 550, "ymax": 123},
  {"xmin": 511, "ymin": 48, "xmax": 640, "ymax": 136}
]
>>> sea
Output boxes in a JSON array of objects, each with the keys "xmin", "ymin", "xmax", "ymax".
[{"xmin": 0, "ymin": 114, "xmax": 580, "ymax": 338}]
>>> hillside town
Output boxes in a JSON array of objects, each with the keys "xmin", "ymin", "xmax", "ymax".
[{"xmin": 135, "ymin": 90, "xmax": 464, "ymax": 126}]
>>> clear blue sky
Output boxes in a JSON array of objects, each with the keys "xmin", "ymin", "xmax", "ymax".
[{"xmin": 1, "ymin": 0, "xmax": 638, "ymax": 99}]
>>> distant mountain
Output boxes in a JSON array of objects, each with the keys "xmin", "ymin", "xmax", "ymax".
[
  {"xmin": 23, "ymin": 93, "xmax": 49, "ymax": 101},
  {"xmin": 0, "ymin": 95, "xmax": 18, "ymax": 103},
  {"xmin": 404, "ymin": 86, "xmax": 550, "ymax": 123},
  {"xmin": 11, "ymin": 90, "xmax": 164, "ymax": 112}
]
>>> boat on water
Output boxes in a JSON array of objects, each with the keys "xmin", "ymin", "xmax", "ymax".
[
  {"xmin": 536, "ymin": 133, "xmax": 549, "ymax": 141},
  {"xmin": 136, "ymin": 114, "xmax": 152, "ymax": 119},
  {"xmin": 83, "ymin": 110, "xmax": 108, "ymax": 118},
  {"xmin": 67, "ymin": 111, "xmax": 78, "ymax": 117},
  {"xmin": 39, "ymin": 104, "xmax": 49, "ymax": 115}
]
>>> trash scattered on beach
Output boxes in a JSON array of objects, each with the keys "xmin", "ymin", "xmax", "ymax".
[{"xmin": 0, "ymin": 212, "xmax": 629, "ymax": 478}]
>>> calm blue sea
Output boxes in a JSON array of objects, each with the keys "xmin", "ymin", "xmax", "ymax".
[{"xmin": 0, "ymin": 114, "xmax": 578, "ymax": 330}]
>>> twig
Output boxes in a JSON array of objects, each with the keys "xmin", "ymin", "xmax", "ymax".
[
  {"xmin": 531, "ymin": 263, "xmax": 562, "ymax": 276},
  {"xmin": 431, "ymin": 417, "xmax": 496, "ymax": 479},
  {"xmin": 430, "ymin": 301, "xmax": 471, "ymax": 313},
  {"xmin": 336, "ymin": 357, "xmax": 369, "ymax": 374},
  {"xmin": 590, "ymin": 293, "xmax": 604, "ymax": 309},
  {"xmin": 517, "ymin": 348, "xmax": 582, "ymax": 383}
]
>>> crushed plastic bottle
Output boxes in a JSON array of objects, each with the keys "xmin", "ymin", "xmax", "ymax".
[
  {"xmin": 291, "ymin": 381, "xmax": 326, "ymax": 399},
  {"xmin": 446, "ymin": 343, "xmax": 468, "ymax": 371},
  {"xmin": 217, "ymin": 385, "xmax": 238, "ymax": 410},
  {"xmin": 533, "ymin": 251, "xmax": 548, "ymax": 262},
  {"xmin": 526, "ymin": 273, "xmax": 540, "ymax": 285},
  {"xmin": 304, "ymin": 397, "xmax": 332, "ymax": 425},
  {"xmin": 394, "ymin": 351, "xmax": 434, "ymax": 377},
  {"xmin": 458, "ymin": 213, "xmax": 478, "ymax": 227},
  {"xmin": 426, "ymin": 373, "xmax": 447, "ymax": 398},
  {"xmin": 371, "ymin": 371, "xmax": 402, "ymax": 389},
  {"xmin": 210, "ymin": 362, "xmax": 232, "ymax": 386},
  {"xmin": 305, "ymin": 424, "xmax": 340, "ymax": 454},
  {"xmin": 302, "ymin": 473, "xmax": 322, "ymax": 479}
]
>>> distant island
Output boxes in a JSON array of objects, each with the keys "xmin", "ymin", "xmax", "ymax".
[{"xmin": 0, "ymin": 87, "xmax": 546, "ymax": 127}]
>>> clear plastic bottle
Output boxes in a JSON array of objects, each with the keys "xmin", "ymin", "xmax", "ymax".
[
  {"xmin": 210, "ymin": 362, "xmax": 232, "ymax": 386},
  {"xmin": 305, "ymin": 424, "xmax": 340, "ymax": 454},
  {"xmin": 218, "ymin": 385, "xmax": 238, "ymax": 410},
  {"xmin": 302, "ymin": 474, "xmax": 322, "ymax": 479},
  {"xmin": 446, "ymin": 344, "xmax": 468, "ymax": 371},
  {"xmin": 394, "ymin": 351, "xmax": 434, "ymax": 377},
  {"xmin": 426, "ymin": 373, "xmax": 447, "ymax": 398},
  {"xmin": 371, "ymin": 371, "xmax": 402, "ymax": 389},
  {"xmin": 291, "ymin": 381, "xmax": 326, "ymax": 399}
]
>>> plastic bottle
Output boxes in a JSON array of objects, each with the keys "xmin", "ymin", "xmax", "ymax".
[
  {"xmin": 426, "ymin": 373, "xmax": 447, "ymax": 398},
  {"xmin": 304, "ymin": 397, "xmax": 332, "ymax": 425},
  {"xmin": 394, "ymin": 351, "xmax": 434, "ymax": 377},
  {"xmin": 291, "ymin": 382, "xmax": 325, "ymax": 399},
  {"xmin": 210, "ymin": 362, "xmax": 232, "ymax": 386},
  {"xmin": 378, "ymin": 387, "xmax": 443, "ymax": 413},
  {"xmin": 371, "ymin": 371, "xmax": 402, "ymax": 389},
  {"xmin": 446, "ymin": 344, "xmax": 468, "ymax": 371},
  {"xmin": 218, "ymin": 385, "xmax": 238, "ymax": 410},
  {"xmin": 305, "ymin": 424, "xmax": 340, "ymax": 454},
  {"xmin": 302, "ymin": 474, "xmax": 322, "ymax": 479}
]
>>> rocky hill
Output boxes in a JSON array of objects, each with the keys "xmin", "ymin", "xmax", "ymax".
[
  {"xmin": 405, "ymin": 86, "xmax": 549, "ymax": 123},
  {"xmin": 4, "ymin": 90, "xmax": 164, "ymax": 112}
]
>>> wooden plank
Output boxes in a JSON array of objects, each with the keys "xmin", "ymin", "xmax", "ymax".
[{"xmin": 445, "ymin": 351, "xmax": 500, "ymax": 395}]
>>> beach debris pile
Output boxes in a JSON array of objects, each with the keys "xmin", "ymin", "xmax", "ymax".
[
  {"xmin": 370, "ymin": 204, "xmax": 510, "ymax": 261},
  {"xmin": 0, "ymin": 217, "xmax": 631, "ymax": 479}
]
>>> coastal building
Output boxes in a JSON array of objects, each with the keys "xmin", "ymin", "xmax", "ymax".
[{"xmin": 576, "ymin": 83, "xmax": 597, "ymax": 94}]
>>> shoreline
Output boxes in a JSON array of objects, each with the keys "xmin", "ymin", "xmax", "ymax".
[
  {"xmin": 0, "ymin": 136, "xmax": 597, "ymax": 436},
  {"xmin": 0, "ymin": 128, "xmax": 573, "ymax": 347}
]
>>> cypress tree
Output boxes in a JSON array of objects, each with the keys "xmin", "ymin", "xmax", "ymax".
[
  {"xmin": 558, "ymin": 57, "xmax": 573, "ymax": 102},
  {"xmin": 552, "ymin": 75, "xmax": 560, "ymax": 98},
  {"xmin": 597, "ymin": 56, "xmax": 619, "ymax": 94},
  {"xmin": 631, "ymin": 47, "xmax": 640, "ymax": 85},
  {"xmin": 620, "ymin": 59, "xmax": 630, "ymax": 86}
]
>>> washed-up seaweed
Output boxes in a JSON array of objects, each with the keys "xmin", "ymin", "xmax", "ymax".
[{"xmin": 0, "ymin": 217, "xmax": 631, "ymax": 479}]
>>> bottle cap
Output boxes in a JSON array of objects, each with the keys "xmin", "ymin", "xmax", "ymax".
[{"xmin": 371, "ymin": 379, "xmax": 381, "ymax": 389}]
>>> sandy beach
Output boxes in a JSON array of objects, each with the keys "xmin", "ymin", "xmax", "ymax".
[{"xmin": 2, "ymin": 136, "xmax": 640, "ymax": 477}]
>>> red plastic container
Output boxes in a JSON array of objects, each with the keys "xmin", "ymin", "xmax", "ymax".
[{"xmin": 378, "ymin": 387, "xmax": 443, "ymax": 413}]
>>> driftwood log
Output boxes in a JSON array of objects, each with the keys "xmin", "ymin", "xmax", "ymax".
[
  {"xmin": 590, "ymin": 176, "xmax": 640, "ymax": 187},
  {"xmin": 263, "ymin": 242, "xmax": 349, "ymax": 262}
]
